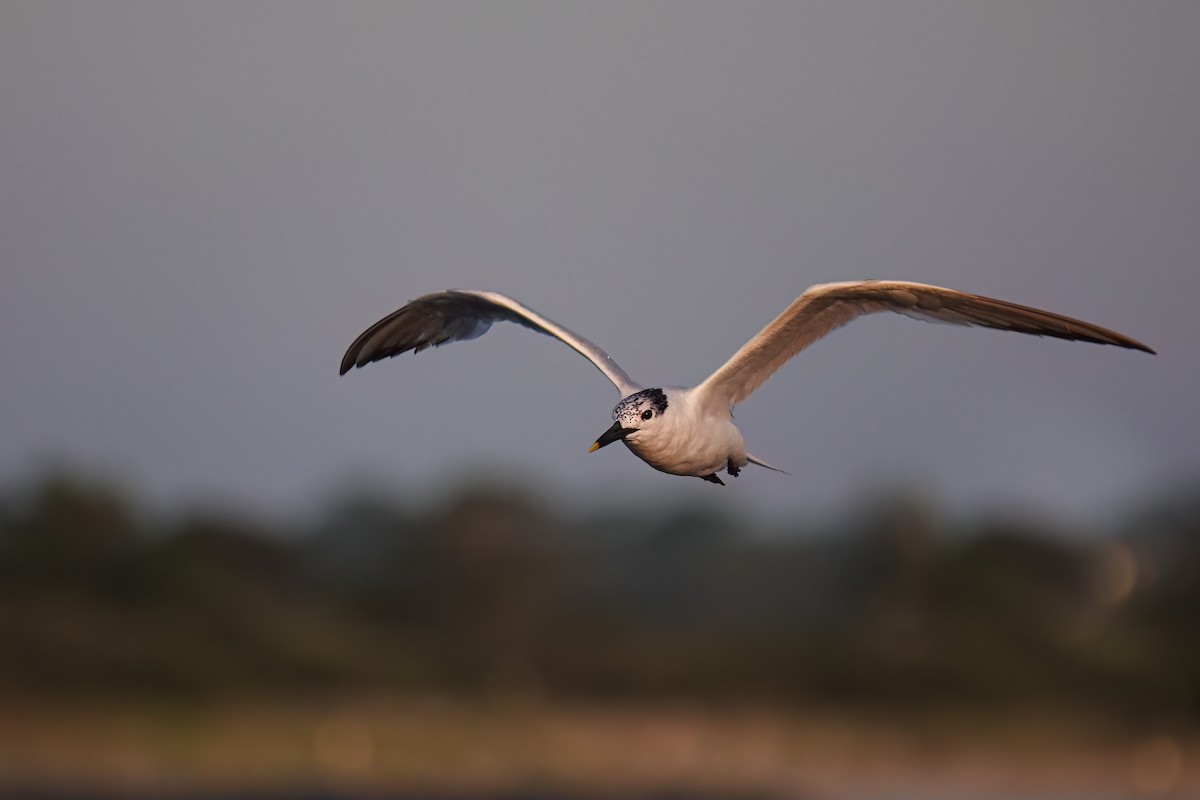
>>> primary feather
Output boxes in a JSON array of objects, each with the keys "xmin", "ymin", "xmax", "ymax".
[
  {"xmin": 340, "ymin": 289, "xmax": 642, "ymax": 395},
  {"xmin": 694, "ymin": 281, "xmax": 1154, "ymax": 411}
]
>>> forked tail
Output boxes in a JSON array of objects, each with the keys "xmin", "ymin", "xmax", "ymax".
[{"xmin": 746, "ymin": 453, "xmax": 789, "ymax": 475}]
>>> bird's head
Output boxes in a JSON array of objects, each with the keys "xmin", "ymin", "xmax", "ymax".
[{"xmin": 589, "ymin": 388, "xmax": 669, "ymax": 452}]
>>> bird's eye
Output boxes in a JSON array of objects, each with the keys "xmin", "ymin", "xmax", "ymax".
[{"xmin": 641, "ymin": 409, "xmax": 653, "ymax": 420}]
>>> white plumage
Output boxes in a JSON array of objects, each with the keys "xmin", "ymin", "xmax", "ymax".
[{"xmin": 341, "ymin": 281, "xmax": 1153, "ymax": 485}]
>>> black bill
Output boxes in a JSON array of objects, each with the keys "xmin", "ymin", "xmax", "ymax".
[{"xmin": 588, "ymin": 420, "xmax": 634, "ymax": 452}]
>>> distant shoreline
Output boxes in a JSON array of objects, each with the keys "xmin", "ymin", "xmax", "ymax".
[{"xmin": 1, "ymin": 696, "xmax": 1194, "ymax": 797}]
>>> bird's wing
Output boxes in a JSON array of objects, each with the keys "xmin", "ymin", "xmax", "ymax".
[
  {"xmin": 695, "ymin": 280, "xmax": 1154, "ymax": 410},
  {"xmin": 340, "ymin": 290, "xmax": 643, "ymax": 396}
]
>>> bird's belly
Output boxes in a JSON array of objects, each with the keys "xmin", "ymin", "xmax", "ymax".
[{"xmin": 625, "ymin": 420, "xmax": 746, "ymax": 477}]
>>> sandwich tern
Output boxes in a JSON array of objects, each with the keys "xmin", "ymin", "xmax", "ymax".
[{"xmin": 340, "ymin": 281, "xmax": 1153, "ymax": 485}]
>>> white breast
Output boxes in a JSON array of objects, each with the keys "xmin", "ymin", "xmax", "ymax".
[{"xmin": 622, "ymin": 388, "xmax": 747, "ymax": 477}]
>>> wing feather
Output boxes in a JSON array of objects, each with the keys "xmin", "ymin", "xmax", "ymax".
[
  {"xmin": 340, "ymin": 290, "xmax": 642, "ymax": 396},
  {"xmin": 695, "ymin": 280, "xmax": 1154, "ymax": 410}
]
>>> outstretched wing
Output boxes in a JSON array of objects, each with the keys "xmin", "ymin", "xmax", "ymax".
[
  {"xmin": 340, "ymin": 290, "xmax": 643, "ymax": 396},
  {"xmin": 695, "ymin": 280, "xmax": 1154, "ymax": 410}
]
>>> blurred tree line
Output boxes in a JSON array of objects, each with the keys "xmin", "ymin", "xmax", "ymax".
[{"xmin": 0, "ymin": 470, "xmax": 1197, "ymax": 727}]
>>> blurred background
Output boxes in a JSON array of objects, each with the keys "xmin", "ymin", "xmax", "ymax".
[{"xmin": 1, "ymin": 2, "xmax": 1198, "ymax": 797}]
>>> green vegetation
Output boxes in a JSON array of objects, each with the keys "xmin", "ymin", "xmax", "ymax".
[{"xmin": 1, "ymin": 470, "xmax": 1197, "ymax": 727}]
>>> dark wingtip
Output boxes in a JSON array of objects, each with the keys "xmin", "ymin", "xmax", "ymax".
[{"xmin": 1113, "ymin": 336, "xmax": 1156, "ymax": 355}]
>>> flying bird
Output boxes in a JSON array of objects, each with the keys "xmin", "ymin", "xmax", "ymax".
[{"xmin": 340, "ymin": 281, "xmax": 1153, "ymax": 485}]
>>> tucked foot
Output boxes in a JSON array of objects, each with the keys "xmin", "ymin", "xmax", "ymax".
[
  {"xmin": 700, "ymin": 473, "xmax": 725, "ymax": 486},
  {"xmin": 727, "ymin": 463, "xmax": 741, "ymax": 478}
]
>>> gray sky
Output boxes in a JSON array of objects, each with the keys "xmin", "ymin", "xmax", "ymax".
[{"xmin": 2, "ymin": 2, "xmax": 1196, "ymax": 524}]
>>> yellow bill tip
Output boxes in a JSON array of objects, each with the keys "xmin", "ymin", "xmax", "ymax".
[{"xmin": 588, "ymin": 442, "xmax": 601, "ymax": 453}]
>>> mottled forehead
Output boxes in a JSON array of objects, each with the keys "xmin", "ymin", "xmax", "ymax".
[{"xmin": 613, "ymin": 388, "xmax": 668, "ymax": 419}]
